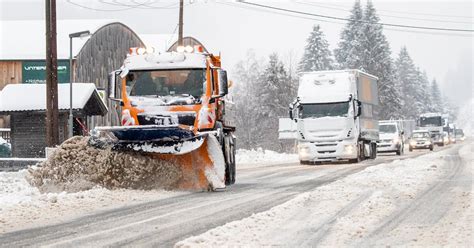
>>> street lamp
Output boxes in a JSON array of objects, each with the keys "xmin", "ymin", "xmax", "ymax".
[{"xmin": 69, "ymin": 30, "xmax": 90, "ymax": 138}]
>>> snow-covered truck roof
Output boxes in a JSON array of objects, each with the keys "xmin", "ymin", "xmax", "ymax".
[
  {"xmin": 122, "ymin": 52, "xmax": 207, "ymax": 71},
  {"xmin": 419, "ymin": 112, "xmax": 443, "ymax": 118},
  {"xmin": 297, "ymin": 69, "xmax": 377, "ymax": 104}
]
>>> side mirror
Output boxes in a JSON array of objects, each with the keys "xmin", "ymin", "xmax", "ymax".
[
  {"xmin": 356, "ymin": 100, "xmax": 362, "ymax": 117},
  {"xmin": 217, "ymin": 69, "xmax": 228, "ymax": 96},
  {"xmin": 289, "ymin": 106, "xmax": 293, "ymax": 120}
]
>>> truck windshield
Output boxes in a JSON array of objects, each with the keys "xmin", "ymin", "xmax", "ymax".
[
  {"xmin": 419, "ymin": 116, "xmax": 442, "ymax": 127},
  {"xmin": 126, "ymin": 69, "xmax": 205, "ymax": 98},
  {"xmin": 380, "ymin": 124, "xmax": 397, "ymax": 133},
  {"xmin": 299, "ymin": 102, "xmax": 349, "ymax": 118}
]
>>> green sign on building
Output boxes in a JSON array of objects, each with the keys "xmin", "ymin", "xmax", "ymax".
[{"xmin": 22, "ymin": 60, "xmax": 70, "ymax": 84}]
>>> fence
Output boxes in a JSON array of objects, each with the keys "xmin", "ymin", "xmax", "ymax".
[{"xmin": 0, "ymin": 128, "xmax": 11, "ymax": 143}]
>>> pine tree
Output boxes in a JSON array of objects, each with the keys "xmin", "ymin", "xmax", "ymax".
[
  {"xmin": 299, "ymin": 25, "xmax": 333, "ymax": 72},
  {"xmin": 395, "ymin": 46, "xmax": 425, "ymax": 118},
  {"xmin": 360, "ymin": 0, "xmax": 402, "ymax": 119},
  {"xmin": 334, "ymin": 0, "xmax": 364, "ymax": 69},
  {"xmin": 418, "ymin": 70, "xmax": 433, "ymax": 113},
  {"xmin": 430, "ymin": 78, "xmax": 443, "ymax": 112},
  {"xmin": 232, "ymin": 50, "xmax": 264, "ymax": 149},
  {"xmin": 255, "ymin": 53, "xmax": 295, "ymax": 151}
]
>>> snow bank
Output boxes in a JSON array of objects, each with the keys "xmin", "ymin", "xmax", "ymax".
[
  {"xmin": 236, "ymin": 148, "xmax": 298, "ymax": 166},
  {"xmin": 176, "ymin": 145, "xmax": 470, "ymax": 247},
  {"xmin": 0, "ymin": 168, "xmax": 182, "ymax": 233},
  {"xmin": 456, "ymin": 97, "xmax": 473, "ymax": 137}
]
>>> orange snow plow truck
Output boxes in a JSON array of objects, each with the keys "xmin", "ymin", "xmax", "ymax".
[{"xmin": 90, "ymin": 44, "xmax": 236, "ymax": 190}]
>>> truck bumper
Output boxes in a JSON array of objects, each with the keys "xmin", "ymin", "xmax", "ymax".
[
  {"xmin": 377, "ymin": 142, "xmax": 400, "ymax": 153},
  {"xmin": 298, "ymin": 140, "xmax": 358, "ymax": 162}
]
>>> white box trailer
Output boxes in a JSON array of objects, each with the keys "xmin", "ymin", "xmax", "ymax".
[{"xmin": 288, "ymin": 70, "xmax": 379, "ymax": 163}]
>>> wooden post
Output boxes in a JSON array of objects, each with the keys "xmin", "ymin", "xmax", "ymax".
[
  {"xmin": 45, "ymin": 0, "xmax": 59, "ymax": 147},
  {"xmin": 178, "ymin": 0, "xmax": 184, "ymax": 46}
]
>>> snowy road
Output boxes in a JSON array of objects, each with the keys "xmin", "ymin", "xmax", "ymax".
[{"xmin": 0, "ymin": 144, "xmax": 470, "ymax": 247}]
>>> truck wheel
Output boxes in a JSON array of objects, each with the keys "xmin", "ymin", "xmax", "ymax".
[
  {"xmin": 224, "ymin": 135, "xmax": 236, "ymax": 185},
  {"xmin": 371, "ymin": 143, "xmax": 377, "ymax": 159},
  {"xmin": 396, "ymin": 145, "xmax": 402, "ymax": 156},
  {"xmin": 230, "ymin": 137, "xmax": 236, "ymax": 184},
  {"xmin": 409, "ymin": 146, "xmax": 413, "ymax": 152},
  {"xmin": 430, "ymin": 145, "xmax": 434, "ymax": 151}
]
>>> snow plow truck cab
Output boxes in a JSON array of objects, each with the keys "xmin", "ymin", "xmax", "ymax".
[{"xmin": 92, "ymin": 45, "xmax": 236, "ymax": 190}]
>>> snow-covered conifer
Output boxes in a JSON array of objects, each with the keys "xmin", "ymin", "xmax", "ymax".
[{"xmin": 299, "ymin": 25, "xmax": 334, "ymax": 72}]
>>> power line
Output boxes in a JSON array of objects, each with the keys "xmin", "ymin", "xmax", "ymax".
[
  {"xmin": 301, "ymin": 1, "xmax": 474, "ymax": 20},
  {"xmin": 238, "ymin": 1, "xmax": 474, "ymax": 33},
  {"xmin": 66, "ymin": 0, "xmax": 186, "ymax": 12},
  {"xmin": 296, "ymin": 1, "xmax": 474, "ymax": 25}
]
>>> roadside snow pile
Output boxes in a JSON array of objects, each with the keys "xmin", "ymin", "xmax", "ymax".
[
  {"xmin": 176, "ymin": 145, "xmax": 470, "ymax": 247},
  {"xmin": 27, "ymin": 136, "xmax": 182, "ymax": 193},
  {"xmin": 236, "ymin": 148, "xmax": 298, "ymax": 165},
  {"xmin": 455, "ymin": 98, "xmax": 473, "ymax": 136},
  {"xmin": 0, "ymin": 168, "xmax": 182, "ymax": 233}
]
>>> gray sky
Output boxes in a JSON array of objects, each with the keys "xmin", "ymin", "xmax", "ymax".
[{"xmin": 1, "ymin": 0, "xmax": 472, "ymax": 106}]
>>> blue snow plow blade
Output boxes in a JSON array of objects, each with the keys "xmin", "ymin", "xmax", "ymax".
[
  {"xmin": 92, "ymin": 125, "xmax": 207, "ymax": 154},
  {"xmin": 106, "ymin": 125, "xmax": 194, "ymax": 142}
]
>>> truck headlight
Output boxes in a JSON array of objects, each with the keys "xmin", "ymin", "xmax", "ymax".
[
  {"xmin": 392, "ymin": 137, "xmax": 399, "ymax": 144},
  {"xmin": 298, "ymin": 145, "xmax": 310, "ymax": 155},
  {"xmin": 344, "ymin": 144, "xmax": 355, "ymax": 154}
]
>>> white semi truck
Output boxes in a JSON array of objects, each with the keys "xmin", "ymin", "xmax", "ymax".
[
  {"xmin": 289, "ymin": 70, "xmax": 379, "ymax": 164},
  {"xmin": 418, "ymin": 113, "xmax": 444, "ymax": 146}
]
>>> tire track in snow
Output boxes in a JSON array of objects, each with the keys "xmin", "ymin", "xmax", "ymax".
[{"xmin": 359, "ymin": 146, "xmax": 465, "ymax": 246}]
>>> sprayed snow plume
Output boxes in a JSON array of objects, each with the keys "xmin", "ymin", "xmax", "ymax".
[{"xmin": 27, "ymin": 137, "xmax": 182, "ymax": 193}]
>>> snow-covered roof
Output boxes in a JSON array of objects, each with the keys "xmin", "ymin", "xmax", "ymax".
[
  {"xmin": 0, "ymin": 20, "xmax": 117, "ymax": 60},
  {"xmin": 0, "ymin": 20, "xmax": 177, "ymax": 60},
  {"xmin": 0, "ymin": 83, "xmax": 107, "ymax": 115}
]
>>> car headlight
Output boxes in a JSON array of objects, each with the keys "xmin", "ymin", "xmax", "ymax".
[{"xmin": 409, "ymin": 141, "xmax": 416, "ymax": 146}]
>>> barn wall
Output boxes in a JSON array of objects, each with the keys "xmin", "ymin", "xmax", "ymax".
[
  {"xmin": 0, "ymin": 61, "xmax": 21, "ymax": 89},
  {"xmin": 0, "ymin": 61, "xmax": 21, "ymax": 128},
  {"xmin": 11, "ymin": 112, "xmax": 68, "ymax": 158},
  {"xmin": 75, "ymin": 22, "xmax": 144, "ymax": 127}
]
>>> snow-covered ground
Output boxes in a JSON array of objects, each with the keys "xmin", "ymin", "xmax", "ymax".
[
  {"xmin": 236, "ymin": 148, "xmax": 298, "ymax": 166},
  {"xmin": 176, "ymin": 142, "xmax": 473, "ymax": 247},
  {"xmin": 0, "ymin": 170, "xmax": 183, "ymax": 233}
]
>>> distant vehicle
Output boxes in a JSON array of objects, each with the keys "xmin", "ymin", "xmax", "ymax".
[
  {"xmin": 455, "ymin": 128, "xmax": 465, "ymax": 141},
  {"xmin": 0, "ymin": 137, "xmax": 11, "ymax": 157},
  {"xmin": 442, "ymin": 131, "xmax": 450, "ymax": 146},
  {"xmin": 418, "ymin": 112, "xmax": 443, "ymax": 138},
  {"xmin": 289, "ymin": 70, "xmax": 379, "ymax": 164},
  {"xmin": 448, "ymin": 123, "xmax": 457, "ymax": 144},
  {"xmin": 409, "ymin": 130, "xmax": 434, "ymax": 152},
  {"xmin": 377, "ymin": 121, "xmax": 404, "ymax": 155}
]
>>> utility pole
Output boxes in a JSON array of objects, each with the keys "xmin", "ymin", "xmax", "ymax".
[
  {"xmin": 45, "ymin": 0, "xmax": 59, "ymax": 147},
  {"xmin": 178, "ymin": 0, "xmax": 184, "ymax": 46}
]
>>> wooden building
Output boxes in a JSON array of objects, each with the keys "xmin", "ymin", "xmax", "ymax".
[{"xmin": 0, "ymin": 83, "xmax": 107, "ymax": 158}]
